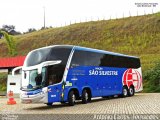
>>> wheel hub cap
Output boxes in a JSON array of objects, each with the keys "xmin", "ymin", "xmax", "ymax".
[
  {"xmin": 72, "ymin": 94, "xmax": 75, "ymax": 102},
  {"xmin": 123, "ymin": 89, "xmax": 127, "ymax": 96},
  {"xmin": 85, "ymin": 92, "xmax": 88, "ymax": 100}
]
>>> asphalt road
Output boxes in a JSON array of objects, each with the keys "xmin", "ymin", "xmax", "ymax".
[{"xmin": 0, "ymin": 93, "xmax": 160, "ymax": 120}]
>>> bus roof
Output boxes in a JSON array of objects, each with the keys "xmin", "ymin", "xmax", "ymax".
[
  {"xmin": 31, "ymin": 45, "xmax": 73, "ymax": 51},
  {"xmin": 32, "ymin": 45, "xmax": 139, "ymax": 59}
]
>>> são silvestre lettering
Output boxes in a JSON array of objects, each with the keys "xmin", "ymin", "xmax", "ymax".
[{"xmin": 89, "ymin": 69, "xmax": 118, "ymax": 76}]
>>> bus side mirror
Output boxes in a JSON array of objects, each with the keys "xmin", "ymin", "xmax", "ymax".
[{"xmin": 12, "ymin": 66, "xmax": 22, "ymax": 76}]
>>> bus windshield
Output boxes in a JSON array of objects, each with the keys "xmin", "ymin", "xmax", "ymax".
[
  {"xmin": 25, "ymin": 48, "xmax": 51, "ymax": 67},
  {"xmin": 22, "ymin": 46, "xmax": 72, "ymax": 91},
  {"xmin": 25, "ymin": 46, "xmax": 72, "ymax": 67},
  {"xmin": 21, "ymin": 68, "xmax": 46, "ymax": 91}
]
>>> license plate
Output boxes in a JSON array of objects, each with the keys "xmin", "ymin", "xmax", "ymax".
[
  {"xmin": 24, "ymin": 100, "xmax": 32, "ymax": 104},
  {"xmin": 22, "ymin": 95, "xmax": 28, "ymax": 98}
]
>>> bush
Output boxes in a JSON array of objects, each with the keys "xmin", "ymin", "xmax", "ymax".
[
  {"xmin": 143, "ymin": 61, "xmax": 160, "ymax": 92},
  {"xmin": 0, "ymin": 73, "xmax": 7, "ymax": 91},
  {"xmin": 1, "ymin": 86, "xmax": 7, "ymax": 91}
]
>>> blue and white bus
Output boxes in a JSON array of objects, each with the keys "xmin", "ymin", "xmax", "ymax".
[{"xmin": 13, "ymin": 45, "xmax": 142, "ymax": 106}]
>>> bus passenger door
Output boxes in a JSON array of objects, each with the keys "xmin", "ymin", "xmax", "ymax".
[{"xmin": 47, "ymin": 65, "xmax": 64, "ymax": 103}]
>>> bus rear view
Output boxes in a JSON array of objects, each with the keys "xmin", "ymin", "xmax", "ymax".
[{"xmin": 13, "ymin": 45, "xmax": 142, "ymax": 106}]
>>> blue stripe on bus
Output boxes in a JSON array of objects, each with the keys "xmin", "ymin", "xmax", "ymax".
[{"xmin": 26, "ymin": 89, "xmax": 42, "ymax": 95}]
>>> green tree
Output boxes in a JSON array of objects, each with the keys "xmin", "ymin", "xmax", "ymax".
[{"xmin": 0, "ymin": 30, "xmax": 17, "ymax": 56}]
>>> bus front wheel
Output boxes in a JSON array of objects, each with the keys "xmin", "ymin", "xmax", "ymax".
[{"xmin": 68, "ymin": 91, "xmax": 76, "ymax": 106}]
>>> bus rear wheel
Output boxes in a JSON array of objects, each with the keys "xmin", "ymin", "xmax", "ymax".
[
  {"xmin": 68, "ymin": 91, "xmax": 76, "ymax": 106},
  {"xmin": 128, "ymin": 86, "xmax": 135, "ymax": 96},
  {"xmin": 82, "ymin": 89, "xmax": 91, "ymax": 104},
  {"xmin": 121, "ymin": 86, "xmax": 128, "ymax": 97}
]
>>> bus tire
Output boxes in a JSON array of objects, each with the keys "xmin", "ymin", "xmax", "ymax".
[
  {"xmin": 121, "ymin": 86, "xmax": 128, "ymax": 97},
  {"xmin": 68, "ymin": 91, "xmax": 76, "ymax": 106},
  {"xmin": 82, "ymin": 89, "xmax": 90, "ymax": 104},
  {"xmin": 128, "ymin": 86, "xmax": 135, "ymax": 97}
]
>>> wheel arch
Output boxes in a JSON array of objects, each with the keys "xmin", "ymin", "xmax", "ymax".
[
  {"xmin": 123, "ymin": 85, "xmax": 129, "ymax": 90},
  {"xmin": 68, "ymin": 87, "xmax": 80, "ymax": 100},
  {"xmin": 129, "ymin": 84, "xmax": 135, "ymax": 89}
]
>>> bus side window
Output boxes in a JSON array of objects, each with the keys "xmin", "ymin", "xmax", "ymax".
[
  {"xmin": 87, "ymin": 52, "xmax": 103, "ymax": 66},
  {"xmin": 71, "ymin": 63, "xmax": 79, "ymax": 68},
  {"xmin": 70, "ymin": 50, "xmax": 103, "ymax": 67},
  {"xmin": 70, "ymin": 50, "xmax": 86, "ymax": 68},
  {"xmin": 47, "ymin": 65, "xmax": 64, "ymax": 85}
]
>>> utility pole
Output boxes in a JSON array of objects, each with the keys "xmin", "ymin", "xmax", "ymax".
[{"xmin": 43, "ymin": 6, "xmax": 46, "ymax": 29}]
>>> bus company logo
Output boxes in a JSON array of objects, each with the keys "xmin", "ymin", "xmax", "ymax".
[{"xmin": 122, "ymin": 68, "xmax": 142, "ymax": 91}]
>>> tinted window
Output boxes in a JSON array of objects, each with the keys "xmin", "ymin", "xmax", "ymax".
[
  {"xmin": 47, "ymin": 47, "xmax": 71, "ymax": 65},
  {"xmin": 47, "ymin": 65, "xmax": 65, "ymax": 85},
  {"xmin": 26, "ymin": 48, "xmax": 51, "ymax": 67},
  {"xmin": 100, "ymin": 54, "xmax": 140, "ymax": 68},
  {"xmin": 26, "ymin": 46, "xmax": 72, "ymax": 67},
  {"xmin": 47, "ymin": 47, "xmax": 72, "ymax": 84},
  {"xmin": 70, "ymin": 50, "xmax": 88, "ymax": 67},
  {"xmin": 87, "ymin": 52, "xmax": 103, "ymax": 66},
  {"xmin": 70, "ymin": 50, "xmax": 103, "ymax": 67},
  {"xmin": 71, "ymin": 50, "xmax": 140, "ymax": 68}
]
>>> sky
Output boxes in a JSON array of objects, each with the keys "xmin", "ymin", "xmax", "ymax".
[{"xmin": 0, "ymin": 0, "xmax": 159, "ymax": 32}]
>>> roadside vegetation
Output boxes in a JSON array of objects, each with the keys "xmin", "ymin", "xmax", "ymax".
[
  {"xmin": 143, "ymin": 61, "xmax": 160, "ymax": 92},
  {"xmin": 0, "ymin": 30, "xmax": 17, "ymax": 56},
  {"xmin": 0, "ymin": 73, "xmax": 7, "ymax": 91}
]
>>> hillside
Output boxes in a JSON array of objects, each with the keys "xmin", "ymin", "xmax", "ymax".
[{"xmin": 0, "ymin": 13, "xmax": 160, "ymax": 72}]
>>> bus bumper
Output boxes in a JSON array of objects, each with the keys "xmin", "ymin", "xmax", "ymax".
[{"xmin": 20, "ymin": 91, "xmax": 48, "ymax": 104}]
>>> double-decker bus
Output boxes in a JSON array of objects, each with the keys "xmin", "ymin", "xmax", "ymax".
[{"xmin": 13, "ymin": 45, "xmax": 142, "ymax": 106}]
